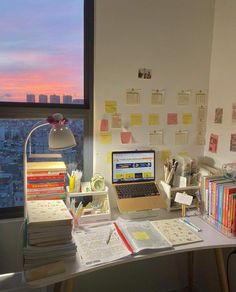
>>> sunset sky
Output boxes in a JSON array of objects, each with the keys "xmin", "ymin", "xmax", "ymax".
[{"xmin": 0, "ymin": 0, "xmax": 84, "ymax": 102}]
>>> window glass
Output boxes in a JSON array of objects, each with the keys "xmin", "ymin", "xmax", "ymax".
[
  {"xmin": 0, "ymin": 119, "xmax": 83, "ymax": 209},
  {"xmin": 0, "ymin": 0, "xmax": 84, "ymax": 105}
]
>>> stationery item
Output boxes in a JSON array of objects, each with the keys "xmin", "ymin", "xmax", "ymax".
[
  {"xmin": 151, "ymin": 218, "xmax": 203, "ymax": 246},
  {"xmin": 74, "ymin": 219, "xmax": 172, "ymax": 267},
  {"xmin": 179, "ymin": 218, "xmax": 201, "ymax": 232},
  {"xmin": 112, "ymin": 150, "xmax": 166, "ymax": 213},
  {"xmin": 174, "ymin": 192, "xmax": 193, "ymax": 206}
]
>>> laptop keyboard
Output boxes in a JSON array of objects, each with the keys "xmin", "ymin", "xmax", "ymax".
[{"xmin": 115, "ymin": 183, "xmax": 160, "ymax": 199}]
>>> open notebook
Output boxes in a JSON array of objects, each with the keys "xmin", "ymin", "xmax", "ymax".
[{"xmin": 112, "ymin": 150, "xmax": 166, "ymax": 213}]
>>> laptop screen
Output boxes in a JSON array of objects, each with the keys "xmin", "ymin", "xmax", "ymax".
[{"xmin": 112, "ymin": 150, "xmax": 155, "ymax": 184}]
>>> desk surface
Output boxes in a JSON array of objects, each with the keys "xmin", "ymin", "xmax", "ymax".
[{"xmin": 1, "ymin": 215, "xmax": 236, "ymax": 291}]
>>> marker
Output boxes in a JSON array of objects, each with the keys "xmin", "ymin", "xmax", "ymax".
[{"xmin": 179, "ymin": 218, "xmax": 201, "ymax": 232}]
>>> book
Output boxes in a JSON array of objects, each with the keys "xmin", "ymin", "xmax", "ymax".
[
  {"xmin": 74, "ymin": 219, "xmax": 172, "ymax": 267},
  {"xmin": 26, "ymin": 200, "xmax": 72, "ymax": 227},
  {"xmin": 150, "ymin": 218, "xmax": 203, "ymax": 246},
  {"xmin": 27, "ymin": 161, "xmax": 66, "ymax": 172}
]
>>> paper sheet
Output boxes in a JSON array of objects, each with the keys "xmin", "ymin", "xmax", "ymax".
[{"xmin": 73, "ymin": 225, "xmax": 131, "ymax": 267}]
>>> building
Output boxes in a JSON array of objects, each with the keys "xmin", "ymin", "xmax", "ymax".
[
  {"xmin": 39, "ymin": 94, "xmax": 48, "ymax": 103},
  {"xmin": 50, "ymin": 94, "xmax": 60, "ymax": 104},
  {"xmin": 63, "ymin": 95, "xmax": 73, "ymax": 104},
  {"xmin": 26, "ymin": 94, "xmax": 35, "ymax": 103}
]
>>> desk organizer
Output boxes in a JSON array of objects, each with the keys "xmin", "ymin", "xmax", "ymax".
[
  {"xmin": 159, "ymin": 180, "xmax": 200, "ymax": 211},
  {"xmin": 66, "ymin": 186, "xmax": 111, "ymax": 225}
]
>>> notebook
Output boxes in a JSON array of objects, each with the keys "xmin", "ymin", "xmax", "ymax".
[{"xmin": 112, "ymin": 150, "xmax": 166, "ymax": 213}]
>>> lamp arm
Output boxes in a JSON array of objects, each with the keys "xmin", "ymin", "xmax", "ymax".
[{"xmin": 23, "ymin": 122, "xmax": 49, "ymax": 217}]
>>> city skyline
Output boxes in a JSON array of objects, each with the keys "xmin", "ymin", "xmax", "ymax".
[{"xmin": 0, "ymin": 0, "xmax": 84, "ymax": 103}]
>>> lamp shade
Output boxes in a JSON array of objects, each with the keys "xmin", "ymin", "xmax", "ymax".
[{"xmin": 48, "ymin": 124, "xmax": 76, "ymax": 150}]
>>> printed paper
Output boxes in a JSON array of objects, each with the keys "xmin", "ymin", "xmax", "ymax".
[
  {"xmin": 112, "ymin": 113, "xmax": 122, "ymax": 128},
  {"xmin": 177, "ymin": 90, "xmax": 191, "ymax": 105},
  {"xmin": 126, "ymin": 89, "xmax": 140, "ymax": 105},
  {"xmin": 151, "ymin": 90, "xmax": 165, "ymax": 105},
  {"xmin": 214, "ymin": 108, "xmax": 223, "ymax": 124},
  {"xmin": 195, "ymin": 91, "xmax": 207, "ymax": 106},
  {"xmin": 209, "ymin": 133, "xmax": 218, "ymax": 153}
]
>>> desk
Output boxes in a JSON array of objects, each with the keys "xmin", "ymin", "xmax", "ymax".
[{"xmin": 1, "ymin": 216, "xmax": 236, "ymax": 292}]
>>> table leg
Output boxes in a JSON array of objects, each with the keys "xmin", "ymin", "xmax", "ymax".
[
  {"xmin": 53, "ymin": 278, "xmax": 74, "ymax": 292},
  {"xmin": 214, "ymin": 248, "xmax": 229, "ymax": 292},
  {"xmin": 187, "ymin": 251, "xmax": 194, "ymax": 292}
]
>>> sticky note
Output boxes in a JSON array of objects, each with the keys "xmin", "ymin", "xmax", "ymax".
[
  {"xmin": 174, "ymin": 192, "xmax": 193, "ymax": 206},
  {"xmin": 182, "ymin": 113, "xmax": 192, "ymax": 125},
  {"xmin": 112, "ymin": 113, "xmax": 121, "ymax": 128},
  {"xmin": 105, "ymin": 100, "xmax": 117, "ymax": 114},
  {"xmin": 99, "ymin": 132, "xmax": 112, "ymax": 144},
  {"xmin": 100, "ymin": 119, "xmax": 109, "ymax": 131},
  {"xmin": 148, "ymin": 114, "xmax": 159, "ymax": 125},
  {"xmin": 167, "ymin": 113, "xmax": 177, "ymax": 125},
  {"xmin": 130, "ymin": 114, "xmax": 142, "ymax": 126},
  {"xmin": 160, "ymin": 150, "xmax": 171, "ymax": 161},
  {"xmin": 121, "ymin": 132, "xmax": 132, "ymax": 144},
  {"xmin": 132, "ymin": 231, "xmax": 150, "ymax": 240}
]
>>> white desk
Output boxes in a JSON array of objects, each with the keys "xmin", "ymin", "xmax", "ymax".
[{"xmin": 1, "ymin": 216, "xmax": 236, "ymax": 292}]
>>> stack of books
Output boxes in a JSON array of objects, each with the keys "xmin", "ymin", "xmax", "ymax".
[
  {"xmin": 27, "ymin": 161, "xmax": 67, "ymax": 200},
  {"xmin": 23, "ymin": 200, "xmax": 77, "ymax": 270}
]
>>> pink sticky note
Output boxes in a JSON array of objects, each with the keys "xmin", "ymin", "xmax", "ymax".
[
  {"xmin": 167, "ymin": 113, "xmax": 178, "ymax": 125},
  {"xmin": 100, "ymin": 119, "xmax": 109, "ymax": 132},
  {"xmin": 121, "ymin": 132, "xmax": 132, "ymax": 144}
]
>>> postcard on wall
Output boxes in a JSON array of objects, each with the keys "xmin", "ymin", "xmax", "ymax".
[
  {"xmin": 230, "ymin": 134, "xmax": 236, "ymax": 152},
  {"xmin": 182, "ymin": 113, "xmax": 192, "ymax": 125},
  {"xmin": 196, "ymin": 134, "xmax": 205, "ymax": 145},
  {"xmin": 120, "ymin": 131, "xmax": 132, "ymax": 144},
  {"xmin": 195, "ymin": 90, "xmax": 207, "ymax": 106},
  {"xmin": 149, "ymin": 131, "xmax": 163, "ymax": 145},
  {"xmin": 138, "ymin": 68, "xmax": 152, "ymax": 79},
  {"xmin": 177, "ymin": 90, "xmax": 191, "ymax": 105},
  {"xmin": 99, "ymin": 132, "xmax": 112, "ymax": 145},
  {"xmin": 105, "ymin": 100, "xmax": 117, "ymax": 114},
  {"xmin": 112, "ymin": 113, "xmax": 122, "ymax": 128},
  {"xmin": 198, "ymin": 106, "xmax": 207, "ymax": 122},
  {"xmin": 151, "ymin": 89, "xmax": 165, "ymax": 105},
  {"xmin": 232, "ymin": 103, "xmax": 236, "ymax": 124},
  {"xmin": 209, "ymin": 133, "xmax": 218, "ymax": 153},
  {"xmin": 130, "ymin": 113, "xmax": 142, "ymax": 126},
  {"xmin": 99, "ymin": 119, "xmax": 109, "ymax": 132},
  {"xmin": 126, "ymin": 89, "xmax": 140, "ymax": 105},
  {"xmin": 167, "ymin": 113, "xmax": 178, "ymax": 125},
  {"xmin": 175, "ymin": 131, "xmax": 188, "ymax": 145},
  {"xmin": 214, "ymin": 108, "xmax": 223, "ymax": 124},
  {"xmin": 148, "ymin": 113, "xmax": 160, "ymax": 126}
]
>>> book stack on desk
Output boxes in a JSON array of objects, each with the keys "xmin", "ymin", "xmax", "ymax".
[
  {"xmin": 27, "ymin": 161, "xmax": 67, "ymax": 201},
  {"xmin": 23, "ymin": 200, "xmax": 77, "ymax": 270}
]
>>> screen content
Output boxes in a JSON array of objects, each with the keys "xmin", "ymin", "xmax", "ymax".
[{"xmin": 112, "ymin": 151, "xmax": 155, "ymax": 183}]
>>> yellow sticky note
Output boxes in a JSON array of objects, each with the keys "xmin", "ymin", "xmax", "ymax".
[
  {"xmin": 148, "ymin": 114, "xmax": 159, "ymax": 125},
  {"xmin": 130, "ymin": 113, "xmax": 142, "ymax": 126},
  {"xmin": 99, "ymin": 132, "xmax": 112, "ymax": 144},
  {"xmin": 132, "ymin": 231, "xmax": 150, "ymax": 240},
  {"xmin": 160, "ymin": 150, "xmax": 171, "ymax": 161},
  {"xmin": 182, "ymin": 113, "xmax": 192, "ymax": 124},
  {"xmin": 105, "ymin": 100, "xmax": 117, "ymax": 114},
  {"xmin": 106, "ymin": 151, "xmax": 112, "ymax": 164},
  {"xmin": 177, "ymin": 151, "xmax": 189, "ymax": 157}
]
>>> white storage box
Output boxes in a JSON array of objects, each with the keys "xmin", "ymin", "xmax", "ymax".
[{"xmin": 66, "ymin": 186, "xmax": 111, "ymax": 224}]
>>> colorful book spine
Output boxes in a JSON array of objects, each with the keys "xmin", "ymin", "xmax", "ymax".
[
  {"xmin": 27, "ymin": 182, "xmax": 65, "ymax": 189},
  {"xmin": 28, "ymin": 174, "xmax": 65, "ymax": 181}
]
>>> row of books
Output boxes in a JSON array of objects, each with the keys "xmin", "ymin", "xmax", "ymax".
[
  {"xmin": 201, "ymin": 175, "xmax": 236, "ymax": 236},
  {"xmin": 24, "ymin": 200, "xmax": 76, "ymax": 270},
  {"xmin": 27, "ymin": 161, "xmax": 67, "ymax": 200}
]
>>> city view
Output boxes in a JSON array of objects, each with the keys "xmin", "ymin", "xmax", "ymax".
[{"xmin": 0, "ymin": 119, "xmax": 83, "ymax": 208}]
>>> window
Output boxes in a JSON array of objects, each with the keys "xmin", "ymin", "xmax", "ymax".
[{"xmin": 0, "ymin": 0, "xmax": 94, "ymax": 219}]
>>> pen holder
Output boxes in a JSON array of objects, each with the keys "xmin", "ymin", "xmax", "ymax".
[{"xmin": 66, "ymin": 186, "xmax": 111, "ymax": 226}]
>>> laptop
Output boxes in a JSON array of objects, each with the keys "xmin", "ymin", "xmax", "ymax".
[{"xmin": 112, "ymin": 150, "xmax": 166, "ymax": 213}]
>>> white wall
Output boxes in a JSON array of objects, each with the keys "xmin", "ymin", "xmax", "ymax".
[
  {"xmin": 94, "ymin": 0, "xmax": 215, "ymax": 207},
  {"xmin": 205, "ymin": 0, "xmax": 236, "ymax": 167}
]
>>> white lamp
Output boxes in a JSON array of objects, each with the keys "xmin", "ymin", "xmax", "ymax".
[{"xmin": 23, "ymin": 113, "xmax": 76, "ymax": 215}]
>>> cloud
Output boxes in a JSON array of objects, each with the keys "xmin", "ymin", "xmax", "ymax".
[{"xmin": 0, "ymin": 93, "xmax": 12, "ymax": 101}]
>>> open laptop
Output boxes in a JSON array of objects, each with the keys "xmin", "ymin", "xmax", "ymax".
[{"xmin": 112, "ymin": 150, "xmax": 166, "ymax": 213}]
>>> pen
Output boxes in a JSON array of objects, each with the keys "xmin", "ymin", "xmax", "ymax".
[
  {"xmin": 179, "ymin": 218, "xmax": 201, "ymax": 232},
  {"xmin": 106, "ymin": 227, "xmax": 114, "ymax": 245}
]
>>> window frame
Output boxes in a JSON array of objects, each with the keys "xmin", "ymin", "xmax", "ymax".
[{"xmin": 0, "ymin": 0, "xmax": 94, "ymax": 219}]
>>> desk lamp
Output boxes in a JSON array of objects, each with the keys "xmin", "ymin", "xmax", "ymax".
[{"xmin": 23, "ymin": 113, "xmax": 76, "ymax": 215}]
